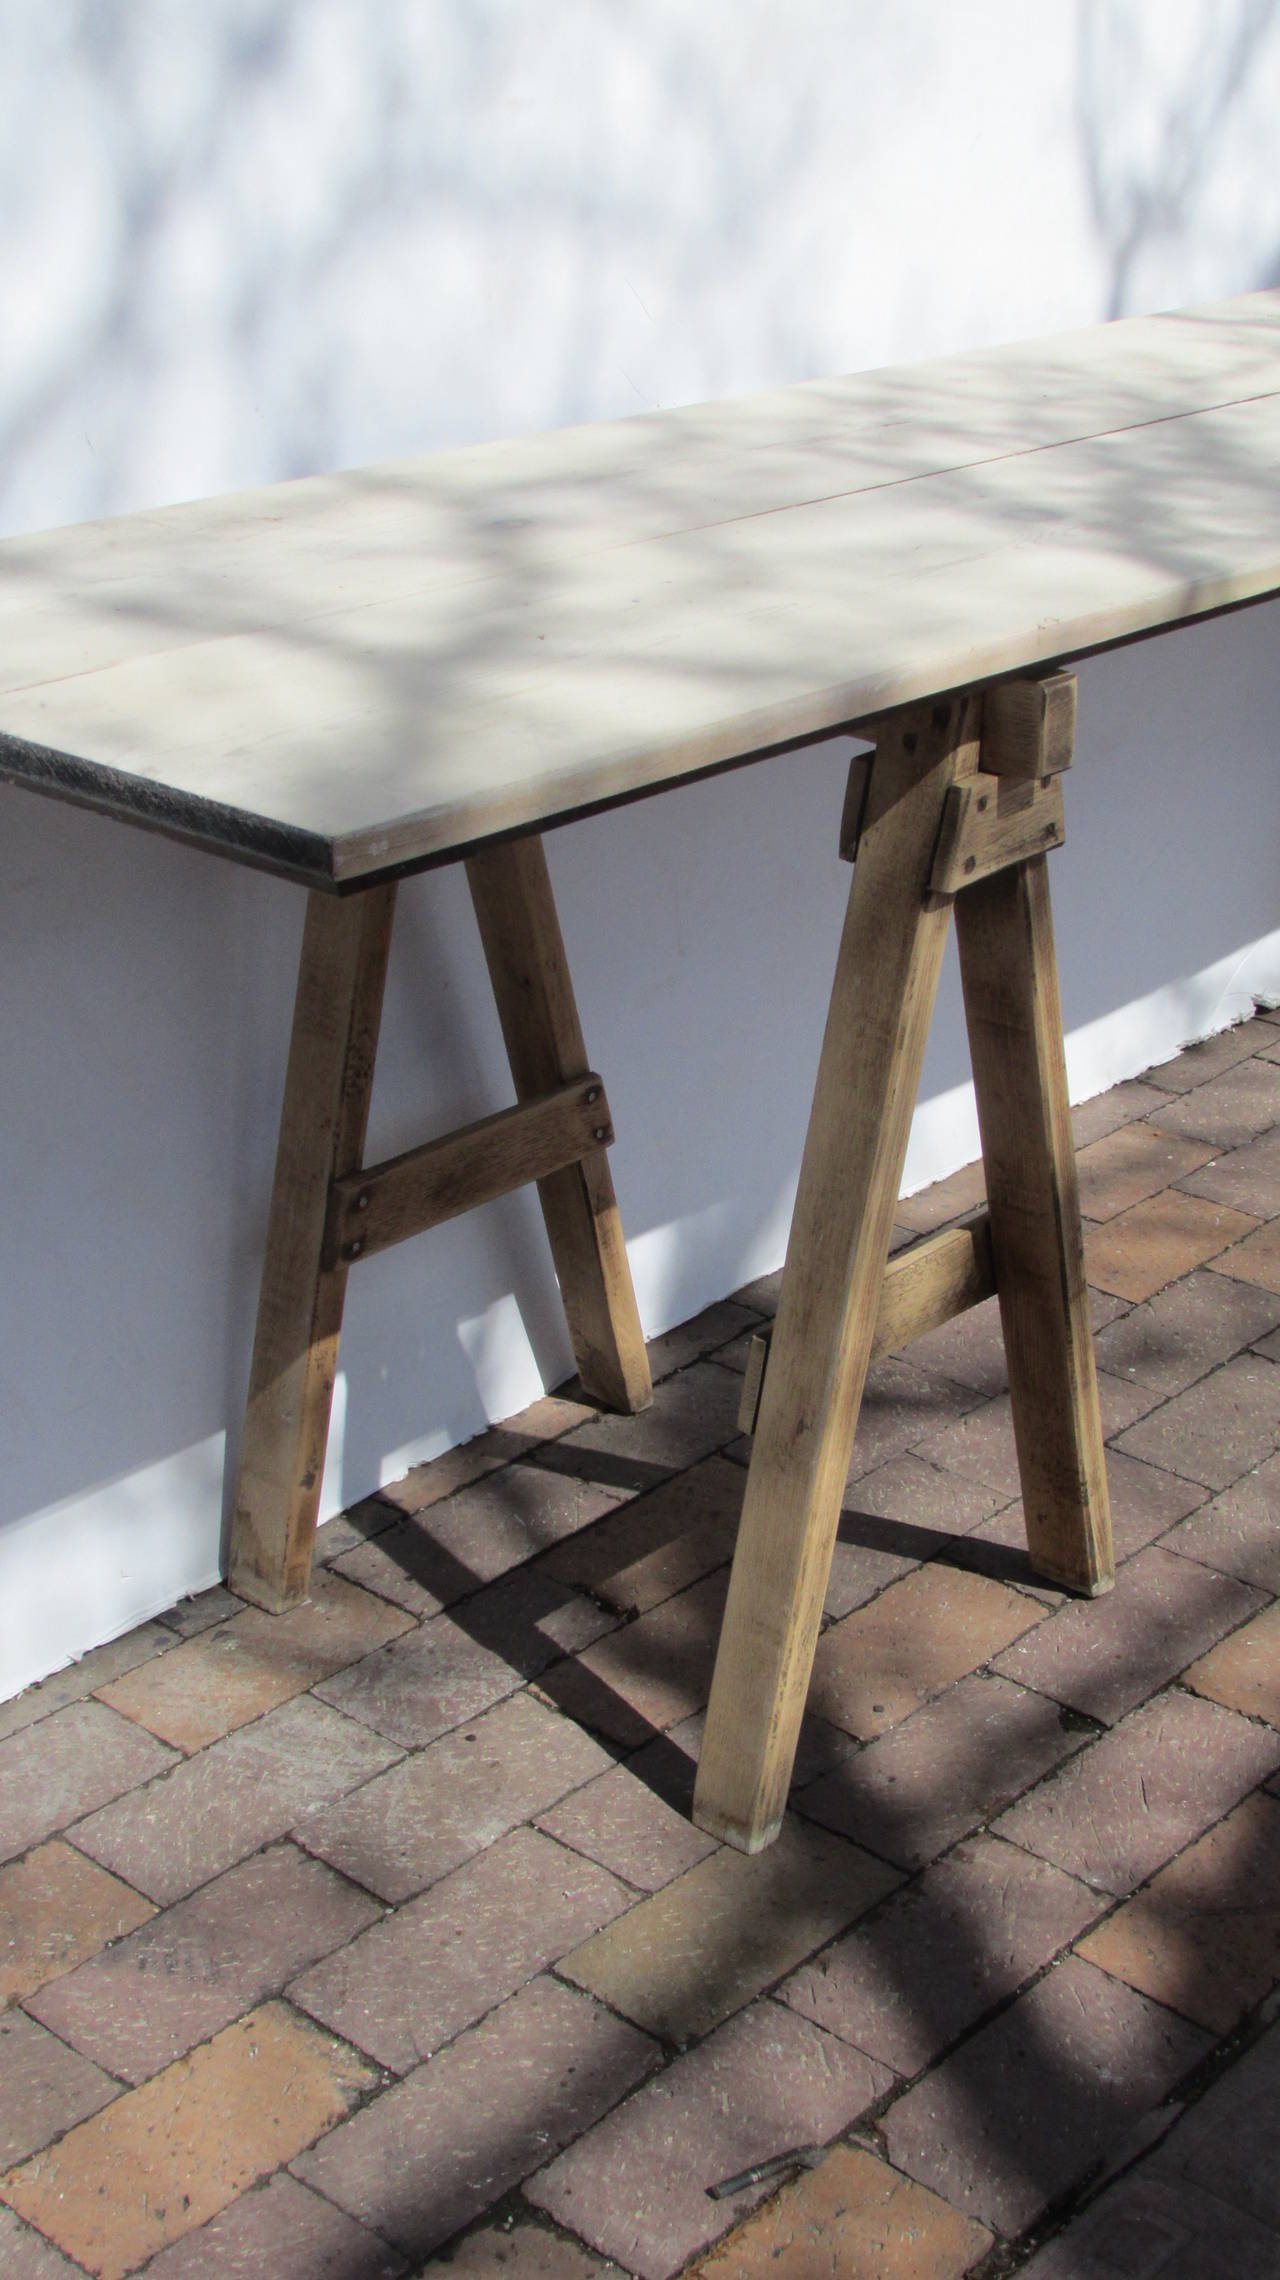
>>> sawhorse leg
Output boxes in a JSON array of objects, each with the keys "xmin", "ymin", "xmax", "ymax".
[
  {"xmin": 229, "ymin": 837, "xmax": 650, "ymax": 1614},
  {"xmin": 693, "ymin": 675, "xmax": 1112, "ymax": 1851}
]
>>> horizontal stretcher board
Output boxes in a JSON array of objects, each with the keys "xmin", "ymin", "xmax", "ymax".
[{"xmin": 1, "ymin": 290, "xmax": 1279, "ymax": 886}]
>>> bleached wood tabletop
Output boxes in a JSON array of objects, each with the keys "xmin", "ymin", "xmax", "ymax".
[{"xmin": 1, "ymin": 290, "xmax": 1279, "ymax": 885}]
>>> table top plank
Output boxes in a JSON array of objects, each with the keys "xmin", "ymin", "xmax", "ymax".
[{"xmin": 1, "ymin": 291, "xmax": 1278, "ymax": 884}]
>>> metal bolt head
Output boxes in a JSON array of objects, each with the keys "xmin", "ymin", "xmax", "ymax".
[
  {"xmin": 585, "ymin": 1085, "xmax": 601, "ymax": 1105},
  {"xmin": 348, "ymin": 1237, "xmax": 365, "ymax": 1259},
  {"xmin": 356, "ymin": 1191, "xmax": 370, "ymax": 1212},
  {"xmin": 593, "ymin": 1125, "xmax": 608, "ymax": 1144}
]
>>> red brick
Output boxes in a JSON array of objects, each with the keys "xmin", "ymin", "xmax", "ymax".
[
  {"xmin": 70, "ymin": 1695, "xmax": 400, "ymax": 1904},
  {"xmin": 810, "ymin": 1564, "xmax": 1041, "ymax": 1740},
  {"xmin": 1162, "ymin": 1450, "xmax": 1280, "ymax": 1591},
  {"xmin": 0, "ymin": 1624, "xmax": 176, "ymax": 1745},
  {"xmin": 297, "ymin": 1688, "xmax": 612, "ymax": 1903},
  {"xmin": 94, "ymin": 1570, "xmax": 413, "ymax": 1752},
  {"xmin": 1145, "ymin": 2010, "xmax": 1280, "ymax": 2228},
  {"xmin": 0, "ymin": 2009, "xmax": 117, "ymax": 2168},
  {"xmin": 1015, "ymin": 2165, "xmax": 1279, "ymax": 2277},
  {"xmin": 314, "ymin": 1610, "xmax": 524, "ymax": 1747},
  {"xmin": 990, "ymin": 1544, "xmax": 1265, "ymax": 1725},
  {"xmin": 140, "ymin": 2172, "xmax": 407, "ymax": 2279},
  {"xmin": 526, "ymin": 2000, "xmax": 893, "ymax": 2279},
  {"xmin": 1178, "ymin": 1121, "xmax": 1280, "ymax": 1218},
  {"xmin": 689, "ymin": 2142, "xmax": 992, "ymax": 2278},
  {"xmin": 419, "ymin": 2215, "xmax": 622, "ymax": 2275},
  {"xmin": 646, "ymin": 1302, "xmax": 761, "ymax": 1381},
  {"xmin": 782, "ymin": 1832, "xmax": 1101, "ymax": 2074},
  {"xmin": 1084, "ymin": 1193, "xmax": 1259, "ymax": 1304},
  {"xmin": 1144, "ymin": 1027, "xmax": 1260, "ymax": 1094},
  {"xmin": 0, "ymin": 2206, "xmax": 85, "ymax": 2279},
  {"xmin": 557, "ymin": 1819, "xmax": 898, "ymax": 2045},
  {"xmin": 992, "ymin": 1688, "xmax": 1280, "ymax": 1894},
  {"xmin": 1070, "ymin": 1079, "xmax": 1171, "ymax": 1143},
  {"xmin": 1146, "ymin": 1056, "xmax": 1280, "ymax": 1147},
  {"xmin": 846, "ymin": 1355, "xmax": 979, "ymax": 1482},
  {"xmin": 0, "ymin": 1841, "xmax": 154, "ymax": 2006},
  {"xmin": 1078, "ymin": 1791, "xmax": 1280, "ymax": 2034},
  {"xmin": 1094, "ymin": 1267, "xmax": 1280, "ymax": 1397},
  {"xmin": 156, "ymin": 1585, "xmax": 241, "ymax": 1638},
  {"xmin": 1115, "ymin": 1351, "xmax": 1280, "ymax": 1490},
  {"xmin": 530, "ymin": 1362, "xmax": 743, "ymax": 1491},
  {"xmin": 288, "ymin": 1826, "xmax": 632, "ymax": 2073},
  {"xmin": 28, "ymin": 1842, "xmax": 381, "ymax": 2083},
  {"xmin": 913, "ymin": 1372, "xmax": 1156, "ymax": 1500},
  {"xmin": 0, "ymin": 1699, "xmax": 175, "ymax": 1863},
  {"xmin": 334, "ymin": 1464, "xmax": 625, "ymax": 1619},
  {"xmin": 1209, "ymin": 1218, "xmax": 1280, "ymax": 1294},
  {"xmin": 538, "ymin": 1571, "xmax": 728, "ymax": 1746},
  {"xmin": 537, "ymin": 1761, "xmax": 718, "ymax": 1892},
  {"xmin": 794, "ymin": 1672, "xmax": 1089, "ymax": 1870},
  {"xmin": 1076, "ymin": 1121, "xmax": 1216, "ymax": 1220},
  {"xmin": 541, "ymin": 1456, "xmax": 743, "ymax": 1614},
  {"xmin": 963, "ymin": 1448, "xmax": 1206, "ymax": 1581},
  {"xmin": 292, "ymin": 1977, "xmax": 658, "ymax": 2265},
  {"xmin": 881, "ymin": 1955, "xmax": 1209, "ymax": 2235},
  {"xmin": 450, "ymin": 1564, "xmax": 619, "ymax": 1677},
  {"xmin": 1183, "ymin": 1599, "xmax": 1280, "ymax": 1728}
]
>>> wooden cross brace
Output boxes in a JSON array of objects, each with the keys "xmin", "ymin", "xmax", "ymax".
[
  {"xmin": 693, "ymin": 670, "xmax": 1113, "ymax": 1854},
  {"xmin": 228, "ymin": 834, "xmax": 651, "ymax": 1612}
]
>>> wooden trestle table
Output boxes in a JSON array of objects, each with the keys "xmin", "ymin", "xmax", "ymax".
[{"xmin": 3, "ymin": 291, "xmax": 1280, "ymax": 1854}]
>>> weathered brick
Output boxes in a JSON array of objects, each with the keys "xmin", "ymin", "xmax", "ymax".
[
  {"xmin": 536, "ymin": 1761, "xmax": 717, "ymax": 1892},
  {"xmin": 419, "ymin": 2214, "xmax": 622, "ymax": 2275},
  {"xmin": 28, "ymin": 1842, "xmax": 381, "ymax": 2084},
  {"xmin": 645, "ymin": 1302, "xmax": 761, "ymax": 1382},
  {"xmin": 0, "ymin": 2004, "xmax": 374, "ymax": 2280},
  {"xmin": 140, "ymin": 2172, "xmax": 408, "ymax": 2279},
  {"xmin": 1162, "ymin": 1450, "xmax": 1280, "ymax": 1591},
  {"xmin": 912, "ymin": 1372, "xmax": 1155, "ymax": 1501},
  {"xmin": 1115, "ymin": 1351, "xmax": 1280, "ymax": 1491},
  {"xmin": 1183, "ymin": 1599, "xmax": 1280, "ymax": 1727},
  {"xmin": 1084, "ymin": 1192, "xmax": 1259, "ymax": 1303},
  {"xmin": 0, "ymin": 2205, "xmax": 85, "ymax": 2279},
  {"xmin": 0, "ymin": 2009, "xmax": 117, "ymax": 2169},
  {"xmin": 558, "ymin": 1818, "xmax": 898, "ymax": 2044},
  {"xmin": 1017, "ymin": 2166, "xmax": 1280, "ymax": 2277},
  {"xmin": 794, "ymin": 1672, "xmax": 1089, "ymax": 1870},
  {"xmin": 688, "ymin": 2141, "xmax": 992, "ymax": 2278},
  {"xmin": 1070, "ymin": 1078, "xmax": 1171, "ymax": 1143},
  {"xmin": 537, "ymin": 1571, "xmax": 728, "ymax": 1746},
  {"xmin": 991, "ymin": 1544, "xmax": 1265, "ymax": 1725},
  {"xmin": 292, "ymin": 1977, "xmax": 658, "ymax": 2265},
  {"xmin": 0, "ymin": 1699, "xmax": 175, "ymax": 1864},
  {"xmin": 0, "ymin": 1624, "xmax": 176, "ymax": 1745},
  {"xmin": 1078, "ymin": 1790, "xmax": 1280, "ymax": 2033},
  {"xmin": 70, "ymin": 1695, "xmax": 400, "ymax": 1905},
  {"xmin": 451, "ymin": 1564, "xmax": 620, "ymax": 1678},
  {"xmin": 530, "ymin": 1363, "xmax": 742, "ymax": 1491},
  {"xmin": 1094, "ymin": 1266, "xmax": 1280, "ymax": 1397},
  {"xmin": 1143, "ymin": 1026, "xmax": 1260, "ymax": 1094},
  {"xmin": 95, "ymin": 1570, "xmax": 414, "ymax": 1752},
  {"xmin": 0, "ymin": 1840, "xmax": 153, "ymax": 2006},
  {"xmin": 336, "ymin": 1464, "xmax": 625, "ymax": 1622},
  {"xmin": 1177, "ymin": 1120, "xmax": 1280, "ymax": 1218},
  {"xmin": 1145, "ymin": 2010, "xmax": 1280, "ymax": 2227},
  {"xmin": 810, "ymin": 1564, "xmax": 1041, "ymax": 1740},
  {"xmin": 993, "ymin": 1688, "xmax": 1280, "ymax": 1893},
  {"xmin": 314, "ymin": 1610, "xmax": 524, "ymax": 1747},
  {"xmin": 156, "ymin": 1585, "xmax": 242, "ymax": 1638},
  {"xmin": 1076, "ymin": 1121, "xmax": 1215, "ymax": 1220},
  {"xmin": 526, "ymin": 2000, "xmax": 892, "ymax": 2279},
  {"xmin": 963, "ymin": 1448, "xmax": 1205, "ymax": 1581},
  {"xmin": 1208, "ymin": 1218, "xmax": 1280, "ymax": 1295},
  {"xmin": 782, "ymin": 1832, "xmax": 1102, "ymax": 2074},
  {"xmin": 1145, "ymin": 1056, "xmax": 1280, "ymax": 1147},
  {"xmin": 894, "ymin": 1159, "xmax": 987, "ymax": 1233},
  {"xmin": 297, "ymin": 1688, "xmax": 613, "ymax": 1903},
  {"xmin": 288, "ymin": 1826, "xmax": 632, "ymax": 2073},
  {"xmin": 846, "ymin": 1355, "xmax": 979, "ymax": 1483},
  {"xmin": 881, "ymin": 1955, "xmax": 1209, "ymax": 2235},
  {"xmin": 541, "ymin": 1456, "xmax": 743, "ymax": 1614}
]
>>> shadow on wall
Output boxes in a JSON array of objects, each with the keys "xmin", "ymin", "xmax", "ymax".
[
  {"xmin": 0, "ymin": 0, "xmax": 852, "ymax": 532},
  {"xmin": 1076, "ymin": 0, "xmax": 1280, "ymax": 318}
]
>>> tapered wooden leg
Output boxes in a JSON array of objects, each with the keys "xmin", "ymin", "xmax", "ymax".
[
  {"xmin": 466, "ymin": 836, "xmax": 651, "ymax": 1413},
  {"xmin": 229, "ymin": 884, "xmax": 396, "ymax": 1611},
  {"xmin": 693, "ymin": 697, "xmax": 981, "ymax": 1852},
  {"xmin": 955, "ymin": 855, "xmax": 1114, "ymax": 1592}
]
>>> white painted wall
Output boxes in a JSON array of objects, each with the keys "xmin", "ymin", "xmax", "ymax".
[{"xmin": 3, "ymin": 0, "xmax": 1280, "ymax": 1698}]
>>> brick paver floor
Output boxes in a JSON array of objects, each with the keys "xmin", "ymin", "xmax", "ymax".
[{"xmin": 2, "ymin": 1012, "xmax": 1279, "ymax": 2276}]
